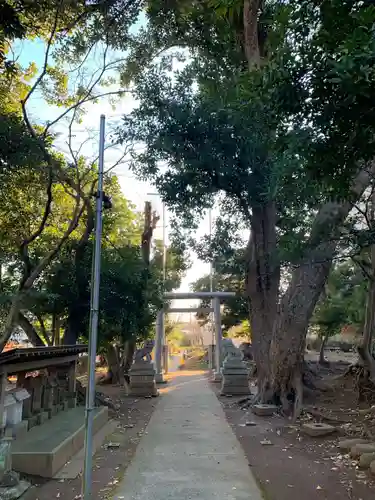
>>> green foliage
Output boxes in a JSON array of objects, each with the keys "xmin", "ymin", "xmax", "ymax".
[
  {"xmin": 191, "ymin": 250, "xmax": 247, "ymax": 332},
  {"xmin": 118, "ymin": 0, "xmax": 375, "ymax": 273},
  {"xmin": 227, "ymin": 319, "xmax": 251, "ymax": 340},
  {"xmin": 313, "ymin": 260, "xmax": 367, "ymax": 339},
  {"xmin": 165, "ymin": 320, "xmax": 189, "ymax": 349}
]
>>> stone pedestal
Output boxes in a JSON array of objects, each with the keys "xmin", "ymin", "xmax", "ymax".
[
  {"xmin": 129, "ymin": 361, "xmax": 158, "ymax": 397},
  {"xmin": 211, "ymin": 371, "xmax": 222, "ymax": 383},
  {"xmin": 208, "ymin": 345, "xmax": 215, "ymax": 370},
  {"xmin": 220, "ymin": 358, "xmax": 250, "ymax": 396}
]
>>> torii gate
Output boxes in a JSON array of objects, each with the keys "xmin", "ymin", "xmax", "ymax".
[{"xmin": 154, "ymin": 291, "xmax": 236, "ymax": 383}]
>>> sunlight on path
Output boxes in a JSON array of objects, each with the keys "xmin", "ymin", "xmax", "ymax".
[{"xmin": 113, "ymin": 373, "xmax": 262, "ymax": 500}]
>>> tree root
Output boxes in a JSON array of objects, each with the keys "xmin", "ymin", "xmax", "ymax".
[
  {"xmin": 304, "ymin": 406, "xmax": 351, "ymax": 424},
  {"xmin": 339, "ymin": 361, "xmax": 375, "ymax": 404}
]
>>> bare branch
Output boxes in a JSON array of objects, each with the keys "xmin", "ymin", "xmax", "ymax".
[
  {"xmin": 23, "ymin": 198, "xmax": 84, "ymax": 290},
  {"xmin": 22, "ymin": 0, "xmax": 62, "ymax": 109}
]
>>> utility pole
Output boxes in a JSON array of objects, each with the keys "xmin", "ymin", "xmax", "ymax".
[
  {"xmin": 147, "ymin": 193, "xmax": 166, "ymax": 287},
  {"xmin": 208, "ymin": 208, "xmax": 215, "ymax": 369},
  {"xmin": 162, "ymin": 201, "xmax": 166, "ymax": 287},
  {"xmin": 82, "ymin": 114, "xmax": 106, "ymax": 499}
]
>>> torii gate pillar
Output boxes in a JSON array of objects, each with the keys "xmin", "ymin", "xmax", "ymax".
[{"xmin": 154, "ymin": 291, "xmax": 235, "ymax": 383}]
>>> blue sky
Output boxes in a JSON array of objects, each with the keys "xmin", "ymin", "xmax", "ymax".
[{"xmin": 13, "ymin": 33, "xmax": 212, "ymax": 312}]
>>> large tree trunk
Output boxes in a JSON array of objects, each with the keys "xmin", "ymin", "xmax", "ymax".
[
  {"xmin": 105, "ymin": 344, "xmax": 125, "ymax": 385},
  {"xmin": 246, "ymin": 201, "xmax": 280, "ymax": 397},
  {"xmin": 248, "ymin": 166, "xmax": 375, "ymax": 416},
  {"xmin": 62, "ymin": 206, "xmax": 94, "ymax": 345},
  {"xmin": 122, "ymin": 339, "xmax": 136, "ymax": 381},
  {"xmin": 358, "ymin": 193, "xmax": 375, "ymax": 382}
]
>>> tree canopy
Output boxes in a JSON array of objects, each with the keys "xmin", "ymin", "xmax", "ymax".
[
  {"xmin": 0, "ymin": 0, "xmax": 187, "ymax": 360},
  {"xmin": 116, "ymin": 0, "xmax": 375, "ymax": 413}
]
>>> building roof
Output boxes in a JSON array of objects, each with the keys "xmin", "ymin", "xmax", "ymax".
[{"xmin": 0, "ymin": 345, "xmax": 87, "ymax": 370}]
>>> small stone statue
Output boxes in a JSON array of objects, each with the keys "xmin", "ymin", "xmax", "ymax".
[
  {"xmin": 220, "ymin": 339, "xmax": 250, "ymax": 396},
  {"xmin": 133, "ymin": 340, "xmax": 155, "ymax": 363},
  {"xmin": 239, "ymin": 342, "xmax": 253, "ymax": 361},
  {"xmin": 221, "ymin": 338, "xmax": 243, "ymax": 362},
  {"xmin": 129, "ymin": 340, "xmax": 158, "ymax": 397}
]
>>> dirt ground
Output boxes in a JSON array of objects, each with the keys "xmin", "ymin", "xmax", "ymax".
[
  {"xmin": 214, "ymin": 354, "xmax": 375, "ymax": 500},
  {"xmin": 23, "ymin": 384, "xmax": 158, "ymax": 500},
  {"xmin": 19, "ymin": 352, "xmax": 375, "ymax": 500}
]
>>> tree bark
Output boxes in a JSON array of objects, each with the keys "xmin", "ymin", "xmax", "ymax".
[
  {"xmin": 51, "ymin": 313, "xmax": 61, "ymax": 345},
  {"xmin": 358, "ymin": 192, "xmax": 375, "ymax": 381},
  {"xmin": 248, "ymin": 165, "xmax": 375, "ymax": 415},
  {"xmin": 246, "ymin": 201, "xmax": 280, "ymax": 396},
  {"xmin": 122, "ymin": 339, "xmax": 136, "ymax": 381},
  {"xmin": 243, "ymin": 0, "xmax": 262, "ymax": 68},
  {"xmin": 105, "ymin": 343, "xmax": 125, "ymax": 385},
  {"xmin": 62, "ymin": 205, "xmax": 94, "ymax": 345}
]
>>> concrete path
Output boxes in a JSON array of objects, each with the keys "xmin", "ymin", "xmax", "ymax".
[{"xmin": 114, "ymin": 373, "xmax": 263, "ymax": 500}]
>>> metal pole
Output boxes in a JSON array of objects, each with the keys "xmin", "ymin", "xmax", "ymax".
[
  {"xmin": 81, "ymin": 114, "xmax": 105, "ymax": 500},
  {"xmin": 208, "ymin": 208, "xmax": 215, "ymax": 370},
  {"xmin": 209, "ymin": 208, "xmax": 213, "ymax": 294},
  {"xmin": 214, "ymin": 297, "xmax": 223, "ymax": 378},
  {"xmin": 162, "ymin": 202, "xmax": 166, "ymax": 287},
  {"xmin": 155, "ymin": 309, "xmax": 164, "ymax": 383}
]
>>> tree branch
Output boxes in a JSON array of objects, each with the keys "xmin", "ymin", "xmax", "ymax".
[
  {"xmin": 21, "ymin": 0, "xmax": 61, "ymax": 109},
  {"xmin": 243, "ymin": 0, "xmax": 261, "ymax": 68},
  {"xmin": 17, "ymin": 312, "xmax": 45, "ymax": 347},
  {"xmin": 19, "ymin": 167, "xmax": 54, "ymax": 284},
  {"xmin": 36, "ymin": 314, "xmax": 51, "ymax": 346}
]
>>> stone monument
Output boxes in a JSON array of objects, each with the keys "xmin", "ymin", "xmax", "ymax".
[
  {"xmin": 129, "ymin": 340, "xmax": 158, "ymax": 397},
  {"xmin": 0, "ymin": 438, "xmax": 29, "ymax": 499},
  {"xmin": 220, "ymin": 339, "xmax": 251, "ymax": 396}
]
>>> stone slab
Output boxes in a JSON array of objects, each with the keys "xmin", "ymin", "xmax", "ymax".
[
  {"xmin": 12, "ymin": 406, "xmax": 108, "ymax": 477},
  {"xmin": 221, "ymin": 387, "xmax": 251, "ymax": 396},
  {"xmin": 9, "ymin": 421, "xmax": 28, "ymax": 440},
  {"xmin": 130, "ymin": 377, "xmax": 156, "ymax": 384},
  {"xmin": 0, "ymin": 480, "xmax": 30, "ymax": 500},
  {"xmin": 221, "ymin": 375, "xmax": 249, "ymax": 382},
  {"xmin": 222, "ymin": 368, "xmax": 248, "ymax": 374},
  {"xmin": 54, "ymin": 419, "xmax": 119, "ymax": 480},
  {"xmin": 359, "ymin": 452, "xmax": 375, "ymax": 468},
  {"xmin": 221, "ymin": 378, "xmax": 249, "ymax": 385},
  {"xmin": 351, "ymin": 443, "xmax": 375, "ymax": 458},
  {"xmin": 67, "ymin": 398, "xmax": 76, "ymax": 409},
  {"xmin": 113, "ymin": 374, "xmax": 263, "ymax": 500},
  {"xmin": 302, "ymin": 423, "xmax": 336, "ymax": 437},
  {"xmin": 27, "ymin": 415, "xmax": 38, "ymax": 431},
  {"xmin": 37, "ymin": 411, "xmax": 49, "ymax": 426},
  {"xmin": 371, "ymin": 460, "xmax": 375, "ymax": 476},
  {"xmin": 252, "ymin": 404, "xmax": 278, "ymax": 417},
  {"xmin": 338, "ymin": 438, "xmax": 368, "ymax": 451}
]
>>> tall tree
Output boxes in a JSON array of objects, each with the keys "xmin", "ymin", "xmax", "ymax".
[
  {"xmin": 0, "ymin": 0, "xmax": 144, "ymax": 349},
  {"xmin": 118, "ymin": 0, "xmax": 375, "ymax": 415}
]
